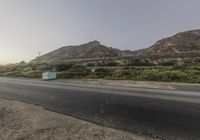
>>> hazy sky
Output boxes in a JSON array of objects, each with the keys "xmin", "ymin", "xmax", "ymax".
[{"xmin": 0, "ymin": 0, "xmax": 200, "ymax": 64}]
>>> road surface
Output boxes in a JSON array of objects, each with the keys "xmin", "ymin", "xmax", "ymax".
[{"xmin": 0, "ymin": 77, "xmax": 200, "ymax": 140}]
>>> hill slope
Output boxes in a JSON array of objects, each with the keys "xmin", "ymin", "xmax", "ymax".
[
  {"xmin": 31, "ymin": 29, "xmax": 200, "ymax": 63},
  {"xmin": 31, "ymin": 41, "xmax": 134, "ymax": 63},
  {"xmin": 142, "ymin": 29, "xmax": 200, "ymax": 54}
]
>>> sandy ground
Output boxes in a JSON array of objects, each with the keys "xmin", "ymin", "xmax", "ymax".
[
  {"xmin": 54, "ymin": 78, "xmax": 200, "ymax": 92},
  {"xmin": 0, "ymin": 98, "xmax": 161, "ymax": 140},
  {"xmin": 55, "ymin": 79, "xmax": 176, "ymax": 90}
]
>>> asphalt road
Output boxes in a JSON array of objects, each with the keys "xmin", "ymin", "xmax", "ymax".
[{"xmin": 0, "ymin": 77, "xmax": 200, "ymax": 140}]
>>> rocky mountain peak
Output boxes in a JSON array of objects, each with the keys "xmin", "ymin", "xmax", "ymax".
[
  {"xmin": 81, "ymin": 40, "xmax": 101, "ymax": 47},
  {"xmin": 30, "ymin": 40, "xmax": 134, "ymax": 63}
]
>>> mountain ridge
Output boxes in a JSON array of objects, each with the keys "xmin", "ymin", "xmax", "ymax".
[
  {"xmin": 31, "ymin": 40, "xmax": 135, "ymax": 63},
  {"xmin": 141, "ymin": 29, "xmax": 200, "ymax": 54},
  {"xmin": 31, "ymin": 29, "xmax": 200, "ymax": 63}
]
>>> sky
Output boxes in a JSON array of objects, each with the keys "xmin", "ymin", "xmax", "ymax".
[{"xmin": 0, "ymin": 0, "xmax": 200, "ymax": 64}]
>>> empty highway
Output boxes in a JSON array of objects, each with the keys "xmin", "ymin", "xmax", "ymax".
[{"xmin": 0, "ymin": 77, "xmax": 200, "ymax": 140}]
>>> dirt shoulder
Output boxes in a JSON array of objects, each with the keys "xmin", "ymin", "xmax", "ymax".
[
  {"xmin": 54, "ymin": 78, "xmax": 200, "ymax": 91},
  {"xmin": 0, "ymin": 98, "xmax": 160, "ymax": 140}
]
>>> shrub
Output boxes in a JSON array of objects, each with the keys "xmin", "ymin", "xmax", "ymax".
[
  {"xmin": 58, "ymin": 66, "xmax": 91, "ymax": 79},
  {"xmin": 94, "ymin": 68, "xmax": 112, "ymax": 78},
  {"xmin": 55, "ymin": 64, "xmax": 72, "ymax": 71},
  {"xmin": 106, "ymin": 62, "xmax": 118, "ymax": 66},
  {"xmin": 159, "ymin": 60, "xmax": 177, "ymax": 66}
]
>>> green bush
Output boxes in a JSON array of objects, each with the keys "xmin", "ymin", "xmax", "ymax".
[
  {"xmin": 106, "ymin": 62, "xmax": 118, "ymax": 66},
  {"xmin": 58, "ymin": 66, "xmax": 91, "ymax": 79},
  {"xmin": 106, "ymin": 66, "xmax": 200, "ymax": 83},
  {"xmin": 93, "ymin": 68, "xmax": 112, "ymax": 78},
  {"xmin": 23, "ymin": 70, "xmax": 42, "ymax": 78},
  {"xmin": 159, "ymin": 60, "xmax": 177, "ymax": 66},
  {"xmin": 128, "ymin": 59, "xmax": 155, "ymax": 66},
  {"xmin": 1, "ymin": 62, "xmax": 200, "ymax": 83},
  {"xmin": 55, "ymin": 64, "xmax": 72, "ymax": 71}
]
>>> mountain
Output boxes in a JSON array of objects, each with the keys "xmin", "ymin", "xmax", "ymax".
[
  {"xmin": 31, "ymin": 29, "xmax": 200, "ymax": 63},
  {"xmin": 140, "ymin": 29, "xmax": 200, "ymax": 54},
  {"xmin": 31, "ymin": 40, "xmax": 134, "ymax": 63}
]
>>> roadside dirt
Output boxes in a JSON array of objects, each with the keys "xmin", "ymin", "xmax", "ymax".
[
  {"xmin": 0, "ymin": 98, "xmax": 161, "ymax": 140},
  {"xmin": 56, "ymin": 79, "xmax": 175, "ymax": 90}
]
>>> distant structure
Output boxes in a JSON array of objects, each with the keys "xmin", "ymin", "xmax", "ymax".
[
  {"xmin": 37, "ymin": 52, "xmax": 42, "ymax": 57},
  {"xmin": 42, "ymin": 71, "xmax": 57, "ymax": 80}
]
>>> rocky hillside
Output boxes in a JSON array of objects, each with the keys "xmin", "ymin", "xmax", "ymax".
[
  {"xmin": 31, "ymin": 29, "xmax": 200, "ymax": 63},
  {"xmin": 141, "ymin": 29, "xmax": 200, "ymax": 54},
  {"xmin": 31, "ymin": 40, "xmax": 134, "ymax": 63}
]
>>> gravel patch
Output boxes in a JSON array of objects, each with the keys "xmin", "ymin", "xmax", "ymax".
[{"xmin": 0, "ymin": 98, "xmax": 160, "ymax": 140}]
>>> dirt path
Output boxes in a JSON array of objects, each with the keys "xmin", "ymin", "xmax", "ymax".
[{"xmin": 0, "ymin": 98, "xmax": 160, "ymax": 140}]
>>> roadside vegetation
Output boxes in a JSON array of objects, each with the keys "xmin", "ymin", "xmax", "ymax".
[{"xmin": 1, "ymin": 61, "xmax": 200, "ymax": 83}]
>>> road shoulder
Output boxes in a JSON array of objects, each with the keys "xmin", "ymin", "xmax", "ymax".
[{"xmin": 0, "ymin": 98, "xmax": 160, "ymax": 140}]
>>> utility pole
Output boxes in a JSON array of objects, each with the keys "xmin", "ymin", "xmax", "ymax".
[
  {"xmin": 37, "ymin": 52, "xmax": 42, "ymax": 58},
  {"xmin": 36, "ymin": 52, "xmax": 42, "ymax": 64}
]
